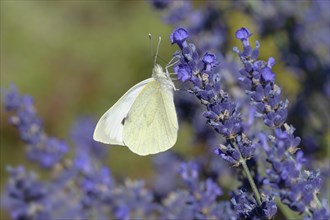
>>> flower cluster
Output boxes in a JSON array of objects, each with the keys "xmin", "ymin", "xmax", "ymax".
[
  {"xmin": 231, "ymin": 189, "xmax": 277, "ymax": 219},
  {"xmin": 2, "ymin": 85, "xmax": 68, "ymax": 168},
  {"xmin": 159, "ymin": 161, "xmax": 230, "ymax": 219},
  {"xmin": 170, "ymin": 27, "xmax": 279, "ymax": 219},
  {"xmin": 248, "ymin": 0, "xmax": 330, "ymax": 155},
  {"xmin": 171, "ymin": 28, "xmax": 258, "ymax": 166},
  {"xmin": 1, "ymin": 166, "xmax": 49, "ymax": 220},
  {"xmin": 233, "ymin": 27, "xmax": 329, "ymax": 218}
]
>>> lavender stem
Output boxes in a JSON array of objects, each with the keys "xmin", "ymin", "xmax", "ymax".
[
  {"xmin": 313, "ymin": 193, "xmax": 322, "ymax": 208},
  {"xmin": 231, "ymin": 140, "xmax": 262, "ymax": 205}
]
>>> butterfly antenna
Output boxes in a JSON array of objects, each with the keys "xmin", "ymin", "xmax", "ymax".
[
  {"xmin": 149, "ymin": 33, "xmax": 154, "ymax": 65},
  {"xmin": 154, "ymin": 36, "xmax": 161, "ymax": 66}
]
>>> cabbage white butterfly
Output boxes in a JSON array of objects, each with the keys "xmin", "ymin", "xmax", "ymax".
[{"xmin": 93, "ymin": 37, "xmax": 178, "ymax": 156}]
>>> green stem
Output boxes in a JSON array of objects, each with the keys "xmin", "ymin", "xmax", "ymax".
[
  {"xmin": 313, "ymin": 192, "xmax": 322, "ymax": 208},
  {"xmin": 276, "ymin": 199, "xmax": 300, "ymax": 220},
  {"xmin": 241, "ymin": 158, "xmax": 262, "ymax": 205},
  {"xmin": 231, "ymin": 140, "xmax": 262, "ymax": 206}
]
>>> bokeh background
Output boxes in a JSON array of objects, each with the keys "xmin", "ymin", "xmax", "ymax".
[
  {"xmin": 0, "ymin": 2, "xmax": 174, "ymax": 218},
  {"xmin": 1, "ymin": 1, "xmax": 176, "ymax": 178},
  {"xmin": 1, "ymin": 1, "xmax": 329, "ymax": 219}
]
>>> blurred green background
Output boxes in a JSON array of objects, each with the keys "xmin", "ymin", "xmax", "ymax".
[{"xmin": 1, "ymin": 1, "xmax": 328, "ymax": 219}]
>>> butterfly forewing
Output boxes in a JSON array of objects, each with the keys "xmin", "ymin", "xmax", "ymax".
[
  {"xmin": 93, "ymin": 78, "xmax": 153, "ymax": 145},
  {"xmin": 123, "ymin": 80, "xmax": 178, "ymax": 155}
]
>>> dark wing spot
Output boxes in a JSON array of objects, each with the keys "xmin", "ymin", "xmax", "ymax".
[{"xmin": 121, "ymin": 117, "xmax": 126, "ymax": 125}]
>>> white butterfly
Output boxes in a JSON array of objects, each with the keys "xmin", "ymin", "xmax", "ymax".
[{"xmin": 93, "ymin": 57, "xmax": 178, "ymax": 156}]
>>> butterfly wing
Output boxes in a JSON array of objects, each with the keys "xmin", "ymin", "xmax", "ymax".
[
  {"xmin": 93, "ymin": 78, "xmax": 154, "ymax": 145},
  {"xmin": 123, "ymin": 80, "xmax": 178, "ymax": 155}
]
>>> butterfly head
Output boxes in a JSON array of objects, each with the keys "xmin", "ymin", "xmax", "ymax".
[
  {"xmin": 152, "ymin": 64, "xmax": 166, "ymax": 78},
  {"xmin": 152, "ymin": 64, "xmax": 175, "ymax": 90}
]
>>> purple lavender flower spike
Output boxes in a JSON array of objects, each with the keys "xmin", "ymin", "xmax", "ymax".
[
  {"xmin": 261, "ymin": 67, "xmax": 275, "ymax": 82},
  {"xmin": 112, "ymin": 180, "xmax": 157, "ymax": 219},
  {"xmin": 174, "ymin": 63, "xmax": 192, "ymax": 82},
  {"xmin": 1, "ymin": 86, "xmax": 68, "ymax": 168},
  {"xmin": 2, "ymin": 166, "xmax": 49, "ymax": 220},
  {"xmin": 2, "ymin": 84, "xmax": 22, "ymax": 110},
  {"xmin": 170, "ymin": 27, "xmax": 275, "ymax": 217},
  {"xmin": 79, "ymin": 166, "xmax": 112, "ymax": 207},
  {"xmin": 27, "ymin": 138, "xmax": 68, "ymax": 168},
  {"xmin": 202, "ymin": 52, "xmax": 218, "ymax": 71},
  {"xmin": 234, "ymin": 27, "xmax": 329, "ymax": 218},
  {"xmin": 263, "ymin": 109, "xmax": 288, "ymax": 128},
  {"xmin": 159, "ymin": 190, "xmax": 194, "ymax": 219},
  {"xmin": 173, "ymin": 161, "xmax": 226, "ymax": 219},
  {"xmin": 232, "ymin": 190, "xmax": 277, "ymax": 219},
  {"xmin": 267, "ymin": 57, "xmax": 276, "ymax": 68},
  {"xmin": 260, "ymin": 197, "xmax": 278, "ymax": 219},
  {"xmin": 178, "ymin": 161, "xmax": 199, "ymax": 190},
  {"xmin": 231, "ymin": 190, "xmax": 257, "ymax": 218},
  {"xmin": 170, "ymin": 27, "xmax": 189, "ymax": 49},
  {"xmin": 235, "ymin": 27, "xmax": 252, "ymax": 48},
  {"xmin": 235, "ymin": 27, "xmax": 252, "ymax": 41}
]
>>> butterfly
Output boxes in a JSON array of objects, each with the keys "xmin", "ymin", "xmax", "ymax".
[{"xmin": 93, "ymin": 37, "xmax": 178, "ymax": 156}]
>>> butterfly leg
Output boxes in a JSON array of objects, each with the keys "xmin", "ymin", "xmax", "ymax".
[{"xmin": 165, "ymin": 57, "xmax": 180, "ymax": 77}]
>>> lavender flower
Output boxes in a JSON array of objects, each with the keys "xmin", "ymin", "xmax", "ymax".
[
  {"xmin": 1, "ymin": 166, "xmax": 49, "ymax": 220},
  {"xmin": 179, "ymin": 161, "xmax": 199, "ymax": 187},
  {"xmin": 112, "ymin": 180, "xmax": 158, "ymax": 220},
  {"xmin": 151, "ymin": 1, "xmax": 191, "ymax": 24},
  {"xmin": 79, "ymin": 167, "xmax": 112, "ymax": 207},
  {"xmin": 170, "ymin": 27, "xmax": 189, "ymax": 50},
  {"xmin": 159, "ymin": 161, "xmax": 227, "ymax": 220},
  {"xmin": 170, "ymin": 27, "xmax": 276, "ymax": 219},
  {"xmin": 171, "ymin": 28, "xmax": 255, "ymax": 165},
  {"xmin": 1, "ymin": 85, "xmax": 68, "ymax": 168},
  {"xmin": 234, "ymin": 27, "xmax": 329, "ymax": 218},
  {"xmin": 241, "ymin": 0, "xmax": 330, "ymax": 159}
]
